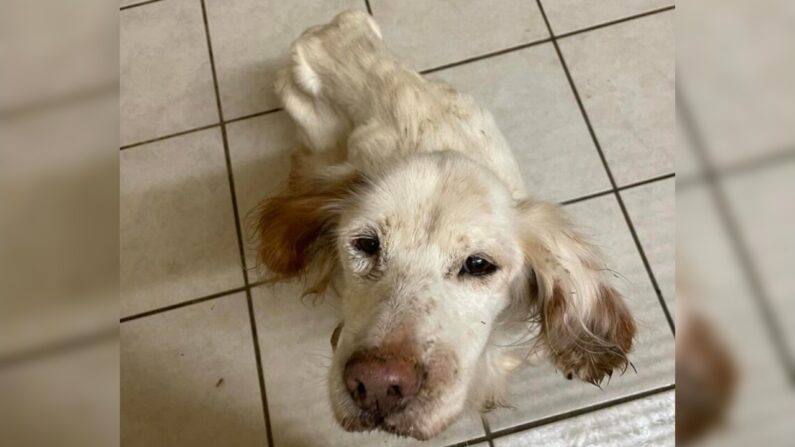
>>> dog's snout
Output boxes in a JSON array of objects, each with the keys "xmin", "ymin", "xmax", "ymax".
[{"xmin": 344, "ymin": 351, "xmax": 421, "ymax": 417}]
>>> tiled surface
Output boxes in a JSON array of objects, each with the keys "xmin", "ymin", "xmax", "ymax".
[
  {"xmin": 677, "ymin": 185, "xmax": 795, "ymax": 447},
  {"xmin": 485, "ymin": 195, "xmax": 675, "ymax": 431},
  {"xmin": 120, "ymin": 1, "xmax": 675, "ymax": 445},
  {"xmin": 560, "ymin": 11, "xmax": 675, "ymax": 186},
  {"xmin": 676, "ymin": 113, "xmax": 702, "ymax": 180},
  {"xmin": 677, "ymin": 0, "xmax": 795, "ymax": 170},
  {"xmin": 622, "ymin": 178, "xmax": 675, "ymax": 316},
  {"xmin": 226, "ymin": 112, "xmax": 296, "ymax": 267},
  {"xmin": 494, "ymin": 391, "xmax": 674, "ymax": 447},
  {"xmin": 120, "ymin": 128, "xmax": 243, "ymax": 317},
  {"xmin": 429, "ymin": 45, "xmax": 610, "ymax": 203},
  {"xmin": 205, "ymin": 0, "xmax": 364, "ymax": 120},
  {"xmin": 542, "ymin": 0, "xmax": 674, "ymax": 36},
  {"xmin": 722, "ymin": 161, "xmax": 795, "ymax": 360},
  {"xmin": 120, "ymin": 0, "xmax": 218, "ymax": 146},
  {"xmin": 121, "ymin": 293, "xmax": 268, "ymax": 446},
  {"xmin": 369, "ymin": 0, "xmax": 547, "ymax": 71}
]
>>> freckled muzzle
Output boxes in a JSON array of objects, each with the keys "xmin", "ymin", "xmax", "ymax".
[{"xmin": 333, "ymin": 336, "xmax": 461, "ymax": 439}]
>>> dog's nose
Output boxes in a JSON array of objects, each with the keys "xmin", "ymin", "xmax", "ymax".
[{"xmin": 344, "ymin": 352, "xmax": 420, "ymax": 417}]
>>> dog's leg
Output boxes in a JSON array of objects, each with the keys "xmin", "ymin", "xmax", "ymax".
[{"xmin": 275, "ymin": 11, "xmax": 396, "ymax": 154}]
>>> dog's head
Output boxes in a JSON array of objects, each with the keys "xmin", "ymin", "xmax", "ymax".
[{"xmin": 254, "ymin": 151, "xmax": 635, "ymax": 439}]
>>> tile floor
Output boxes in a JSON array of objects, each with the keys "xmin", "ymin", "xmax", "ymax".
[{"xmin": 120, "ymin": 1, "xmax": 676, "ymax": 446}]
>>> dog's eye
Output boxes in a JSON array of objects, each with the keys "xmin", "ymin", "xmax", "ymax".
[
  {"xmin": 461, "ymin": 256, "xmax": 497, "ymax": 276},
  {"xmin": 353, "ymin": 237, "xmax": 380, "ymax": 255}
]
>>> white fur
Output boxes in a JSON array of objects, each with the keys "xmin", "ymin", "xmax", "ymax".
[{"xmin": 270, "ymin": 10, "xmax": 626, "ymax": 440}]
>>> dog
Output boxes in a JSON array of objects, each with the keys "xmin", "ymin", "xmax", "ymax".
[{"xmin": 253, "ymin": 10, "xmax": 636, "ymax": 440}]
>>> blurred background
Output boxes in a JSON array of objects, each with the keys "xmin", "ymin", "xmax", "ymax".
[
  {"xmin": 676, "ymin": 0, "xmax": 795, "ymax": 445},
  {"xmin": 0, "ymin": 0, "xmax": 793, "ymax": 445}
]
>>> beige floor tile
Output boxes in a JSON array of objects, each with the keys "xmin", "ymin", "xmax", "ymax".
[
  {"xmin": 205, "ymin": 0, "xmax": 364, "ymax": 120},
  {"xmin": 541, "ymin": 0, "xmax": 673, "ymax": 36},
  {"xmin": 226, "ymin": 112, "xmax": 297, "ymax": 271},
  {"xmin": 429, "ymin": 44, "xmax": 610, "ymax": 202},
  {"xmin": 121, "ymin": 129, "xmax": 244, "ymax": 317},
  {"xmin": 251, "ymin": 283, "xmax": 485, "ymax": 446},
  {"xmin": 621, "ymin": 178, "xmax": 675, "ymax": 317},
  {"xmin": 485, "ymin": 195, "xmax": 675, "ymax": 431},
  {"xmin": 120, "ymin": 0, "xmax": 219, "ymax": 146},
  {"xmin": 676, "ymin": 113, "xmax": 703, "ymax": 181},
  {"xmin": 493, "ymin": 391, "xmax": 674, "ymax": 447},
  {"xmin": 722, "ymin": 161, "xmax": 795, "ymax": 361},
  {"xmin": 121, "ymin": 293, "xmax": 268, "ymax": 446},
  {"xmin": 678, "ymin": 0, "xmax": 795, "ymax": 170},
  {"xmin": 370, "ymin": 0, "xmax": 548, "ymax": 72},
  {"xmin": 559, "ymin": 11, "xmax": 674, "ymax": 186}
]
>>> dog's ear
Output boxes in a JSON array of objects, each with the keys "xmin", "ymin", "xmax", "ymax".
[
  {"xmin": 252, "ymin": 161, "xmax": 366, "ymax": 280},
  {"xmin": 516, "ymin": 200, "xmax": 636, "ymax": 385}
]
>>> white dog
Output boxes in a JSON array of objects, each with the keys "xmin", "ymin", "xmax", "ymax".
[{"xmin": 254, "ymin": 10, "xmax": 635, "ymax": 440}]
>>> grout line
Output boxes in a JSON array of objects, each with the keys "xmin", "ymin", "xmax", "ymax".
[
  {"xmin": 535, "ymin": 0, "xmax": 675, "ymax": 335},
  {"xmin": 482, "ymin": 415, "xmax": 496, "ymax": 447},
  {"xmin": 486, "ymin": 384, "xmax": 675, "ymax": 442},
  {"xmin": 245, "ymin": 289, "xmax": 275, "ymax": 446},
  {"xmin": 0, "ymin": 80, "xmax": 118, "ymax": 121},
  {"xmin": 420, "ymin": 39, "xmax": 552, "ymax": 75},
  {"xmin": 678, "ymin": 148, "xmax": 795, "ymax": 192},
  {"xmin": 556, "ymin": 5, "xmax": 675, "ymax": 40},
  {"xmin": 225, "ymin": 107, "xmax": 284, "ymax": 124},
  {"xmin": 120, "ymin": 0, "xmax": 168, "ymax": 11},
  {"xmin": 677, "ymin": 87, "xmax": 795, "ymax": 376},
  {"xmin": 0, "ymin": 325, "xmax": 118, "ymax": 370},
  {"xmin": 560, "ymin": 172, "xmax": 676, "ymax": 206},
  {"xmin": 120, "ymin": 286, "xmax": 248, "ymax": 323},
  {"xmin": 120, "ymin": 122, "xmax": 220, "ymax": 150},
  {"xmin": 200, "ymin": 1, "xmax": 275, "ymax": 445},
  {"xmin": 119, "ymin": 109, "xmax": 283, "ymax": 151},
  {"xmin": 364, "ymin": 0, "xmax": 373, "ymax": 15}
]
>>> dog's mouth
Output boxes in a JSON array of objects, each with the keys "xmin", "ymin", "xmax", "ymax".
[{"xmin": 336, "ymin": 404, "xmax": 444, "ymax": 440}]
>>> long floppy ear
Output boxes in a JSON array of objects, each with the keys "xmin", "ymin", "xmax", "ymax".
[
  {"xmin": 517, "ymin": 200, "xmax": 636, "ymax": 385},
  {"xmin": 252, "ymin": 159, "xmax": 366, "ymax": 281}
]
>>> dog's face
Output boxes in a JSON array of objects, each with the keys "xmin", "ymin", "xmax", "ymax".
[
  {"xmin": 255, "ymin": 151, "xmax": 635, "ymax": 440},
  {"xmin": 327, "ymin": 154, "xmax": 525, "ymax": 438}
]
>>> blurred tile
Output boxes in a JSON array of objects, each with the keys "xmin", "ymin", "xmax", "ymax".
[
  {"xmin": 429, "ymin": 44, "xmax": 610, "ymax": 202},
  {"xmin": 226, "ymin": 112, "xmax": 296, "ymax": 270},
  {"xmin": 121, "ymin": 129, "xmax": 243, "ymax": 317},
  {"xmin": 559, "ymin": 12, "xmax": 674, "ymax": 186},
  {"xmin": 621, "ymin": 178, "xmax": 675, "ymax": 317},
  {"xmin": 251, "ymin": 283, "xmax": 485, "ymax": 446},
  {"xmin": 205, "ymin": 0, "xmax": 363, "ymax": 120},
  {"xmin": 678, "ymin": 0, "xmax": 795, "ymax": 170},
  {"xmin": 486, "ymin": 195, "xmax": 675, "ymax": 431},
  {"xmin": 541, "ymin": 0, "xmax": 673, "ymax": 36},
  {"xmin": 722, "ymin": 161, "xmax": 795, "ymax": 362},
  {"xmin": 121, "ymin": 293, "xmax": 268, "ymax": 446},
  {"xmin": 676, "ymin": 113, "xmax": 703, "ymax": 181},
  {"xmin": 493, "ymin": 391, "xmax": 674, "ymax": 447},
  {"xmin": 120, "ymin": 0, "xmax": 218, "ymax": 146},
  {"xmin": 370, "ymin": 0, "xmax": 547, "ymax": 72},
  {"xmin": 678, "ymin": 185, "xmax": 795, "ymax": 447},
  {"xmin": 678, "ymin": 185, "xmax": 785, "ymax": 370}
]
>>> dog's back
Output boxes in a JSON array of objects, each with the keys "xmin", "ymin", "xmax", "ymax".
[{"xmin": 275, "ymin": 10, "xmax": 527, "ymax": 199}]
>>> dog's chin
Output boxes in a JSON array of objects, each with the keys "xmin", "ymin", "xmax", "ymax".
[{"xmin": 332, "ymin": 404, "xmax": 450, "ymax": 441}]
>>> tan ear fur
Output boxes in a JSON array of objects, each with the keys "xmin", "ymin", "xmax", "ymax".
[
  {"xmin": 518, "ymin": 200, "xmax": 636, "ymax": 385},
  {"xmin": 252, "ymin": 159, "xmax": 365, "ymax": 282}
]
